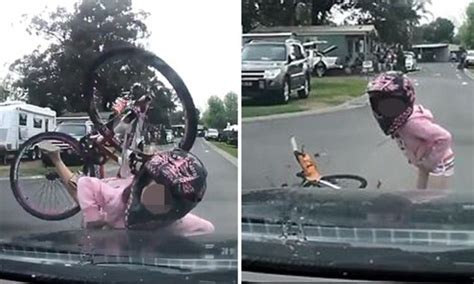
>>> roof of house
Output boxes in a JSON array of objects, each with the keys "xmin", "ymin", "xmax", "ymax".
[
  {"xmin": 412, "ymin": 43, "xmax": 449, "ymax": 49},
  {"xmin": 251, "ymin": 25, "xmax": 377, "ymax": 36}
]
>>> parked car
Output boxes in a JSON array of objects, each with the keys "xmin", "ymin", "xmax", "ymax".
[
  {"xmin": 205, "ymin": 128, "xmax": 219, "ymax": 141},
  {"xmin": 404, "ymin": 51, "xmax": 418, "ymax": 72},
  {"xmin": 241, "ymin": 39, "xmax": 311, "ymax": 104},
  {"xmin": 165, "ymin": 129, "xmax": 174, "ymax": 144},
  {"xmin": 220, "ymin": 125, "xmax": 238, "ymax": 146},
  {"xmin": 466, "ymin": 50, "xmax": 474, "ymax": 66},
  {"xmin": 42, "ymin": 121, "xmax": 93, "ymax": 166}
]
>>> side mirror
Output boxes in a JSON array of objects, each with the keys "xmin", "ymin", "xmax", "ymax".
[{"xmin": 288, "ymin": 55, "xmax": 295, "ymax": 63}]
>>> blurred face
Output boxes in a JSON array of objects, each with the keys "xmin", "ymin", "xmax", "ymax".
[
  {"xmin": 369, "ymin": 93, "xmax": 409, "ymax": 118},
  {"xmin": 140, "ymin": 181, "xmax": 172, "ymax": 215}
]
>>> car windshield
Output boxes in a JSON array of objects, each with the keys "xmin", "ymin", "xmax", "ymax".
[
  {"xmin": 242, "ymin": 44, "xmax": 287, "ymax": 61},
  {"xmin": 468, "ymin": 51, "xmax": 474, "ymax": 56},
  {"xmin": 56, "ymin": 124, "xmax": 86, "ymax": 137}
]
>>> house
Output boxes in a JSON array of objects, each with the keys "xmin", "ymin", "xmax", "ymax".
[
  {"xmin": 249, "ymin": 25, "xmax": 379, "ymax": 65},
  {"xmin": 412, "ymin": 43, "xmax": 450, "ymax": 62}
]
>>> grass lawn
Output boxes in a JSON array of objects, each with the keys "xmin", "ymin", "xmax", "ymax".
[
  {"xmin": 210, "ymin": 141, "xmax": 238, "ymax": 158},
  {"xmin": 242, "ymin": 76, "xmax": 367, "ymax": 118}
]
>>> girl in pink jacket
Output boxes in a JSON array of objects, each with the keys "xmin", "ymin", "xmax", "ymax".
[
  {"xmin": 367, "ymin": 72, "xmax": 454, "ymax": 189},
  {"xmin": 38, "ymin": 142, "xmax": 214, "ymax": 235}
]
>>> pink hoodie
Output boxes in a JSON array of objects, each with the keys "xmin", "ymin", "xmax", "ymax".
[
  {"xmin": 76, "ymin": 176, "xmax": 215, "ymax": 235},
  {"xmin": 394, "ymin": 104, "xmax": 454, "ymax": 171}
]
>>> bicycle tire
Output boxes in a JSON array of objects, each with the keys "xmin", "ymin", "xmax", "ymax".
[
  {"xmin": 320, "ymin": 174, "xmax": 368, "ymax": 189},
  {"xmin": 83, "ymin": 46, "xmax": 198, "ymax": 153},
  {"xmin": 10, "ymin": 132, "xmax": 95, "ymax": 221}
]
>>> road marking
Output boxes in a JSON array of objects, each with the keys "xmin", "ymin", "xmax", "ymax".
[{"xmin": 462, "ymin": 82, "xmax": 468, "ymax": 86}]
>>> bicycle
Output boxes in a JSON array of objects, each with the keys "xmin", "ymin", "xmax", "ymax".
[
  {"xmin": 10, "ymin": 46, "xmax": 198, "ymax": 221},
  {"xmin": 291, "ymin": 136, "xmax": 367, "ymax": 189}
]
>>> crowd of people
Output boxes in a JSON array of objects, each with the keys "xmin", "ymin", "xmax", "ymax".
[{"xmin": 374, "ymin": 43, "xmax": 407, "ymax": 73}]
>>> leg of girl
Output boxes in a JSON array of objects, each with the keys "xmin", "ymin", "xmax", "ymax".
[{"xmin": 417, "ymin": 167, "xmax": 429, "ymax": 190}]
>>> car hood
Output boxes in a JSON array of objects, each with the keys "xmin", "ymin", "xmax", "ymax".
[
  {"xmin": 0, "ymin": 230, "xmax": 237, "ymax": 283},
  {"xmin": 0, "ymin": 229, "xmax": 236, "ymax": 260},
  {"xmin": 242, "ymin": 187, "xmax": 474, "ymax": 230},
  {"xmin": 242, "ymin": 187, "xmax": 474, "ymax": 281},
  {"xmin": 242, "ymin": 61, "xmax": 285, "ymax": 71}
]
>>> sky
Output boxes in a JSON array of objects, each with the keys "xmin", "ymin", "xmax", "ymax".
[
  {"xmin": 0, "ymin": 0, "xmax": 241, "ymax": 111},
  {"xmin": 421, "ymin": 0, "xmax": 472, "ymax": 27}
]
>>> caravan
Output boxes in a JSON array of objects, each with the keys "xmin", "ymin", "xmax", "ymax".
[{"xmin": 0, "ymin": 101, "xmax": 56, "ymax": 163}]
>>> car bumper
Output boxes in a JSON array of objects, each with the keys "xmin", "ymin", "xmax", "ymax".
[{"xmin": 242, "ymin": 79, "xmax": 283, "ymax": 98}]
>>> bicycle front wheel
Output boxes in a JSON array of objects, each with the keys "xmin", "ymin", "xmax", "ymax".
[
  {"xmin": 320, "ymin": 174, "xmax": 368, "ymax": 189},
  {"xmin": 10, "ymin": 132, "xmax": 96, "ymax": 221},
  {"xmin": 84, "ymin": 46, "xmax": 198, "ymax": 154}
]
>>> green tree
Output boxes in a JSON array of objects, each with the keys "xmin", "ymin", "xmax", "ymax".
[
  {"xmin": 422, "ymin": 17, "xmax": 455, "ymax": 43},
  {"xmin": 203, "ymin": 96, "xmax": 227, "ymax": 129},
  {"xmin": 223, "ymin": 92, "xmax": 238, "ymax": 125},
  {"xmin": 9, "ymin": 0, "xmax": 176, "ymax": 117},
  {"xmin": 460, "ymin": 2, "xmax": 474, "ymax": 49},
  {"xmin": 0, "ymin": 84, "xmax": 9, "ymax": 102},
  {"xmin": 341, "ymin": 0, "xmax": 431, "ymax": 46},
  {"xmin": 242, "ymin": 0, "xmax": 338, "ymax": 33}
]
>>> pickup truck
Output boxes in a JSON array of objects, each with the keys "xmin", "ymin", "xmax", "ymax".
[
  {"xmin": 241, "ymin": 39, "xmax": 311, "ymax": 104},
  {"xmin": 304, "ymin": 45, "xmax": 343, "ymax": 77}
]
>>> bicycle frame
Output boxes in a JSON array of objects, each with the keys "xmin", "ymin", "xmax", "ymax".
[
  {"xmin": 291, "ymin": 136, "xmax": 341, "ymax": 189},
  {"xmin": 85, "ymin": 93, "xmax": 154, "ymax": 178}
]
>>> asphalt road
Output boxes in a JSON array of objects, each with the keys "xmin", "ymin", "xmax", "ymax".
[
  {"xmin": 242, "ymin": 63, "xmax": 473, "ymax": 192},
  {"xmin": 0, "ymin": 138, "xmax": 237, "ymax": 240}
]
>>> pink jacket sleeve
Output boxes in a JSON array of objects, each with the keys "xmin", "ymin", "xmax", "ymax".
[
  {"xmin": 403, "ymin": 119, "xmax": 452, "ymax": 170},
  {"xmin": 77, "ymin": 177, "xmax": 106, "ymax": 224}
]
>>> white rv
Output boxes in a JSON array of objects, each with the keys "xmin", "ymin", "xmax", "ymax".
[{"xmin": 0, "ymin": 101, "xmax": 56, "ymax": 163}]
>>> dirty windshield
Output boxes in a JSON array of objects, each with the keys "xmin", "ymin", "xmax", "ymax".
[
  {"xmin": 0, "ymin": 1, "xmax": 238, "ymax": 283},
  {"xmin": 241, "ymin": 0, "xmax": 474, "ymax": 282}
]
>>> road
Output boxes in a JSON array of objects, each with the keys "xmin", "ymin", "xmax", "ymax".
[
  {"xmin": 0, "ymin": 138, "xmax": 237, "ymax": 240},
  {"xmin": 243, "ymin": 63, "xmax": 473, "ymax": 192}
]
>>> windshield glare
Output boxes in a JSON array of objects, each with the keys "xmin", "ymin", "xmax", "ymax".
[{"xmin": 242, "ymin": 45, "xmax": 286, "ymax": 61}]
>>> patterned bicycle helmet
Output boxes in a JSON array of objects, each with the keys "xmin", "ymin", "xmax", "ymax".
[
  {"xmin": 124, "ymin": 149, "xmax": 207, "ymax": 229},
  {"xmin": 367, "ymin": 71, "xmax": 416, "ymax": 136}
]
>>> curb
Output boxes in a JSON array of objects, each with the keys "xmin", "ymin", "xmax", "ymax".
[
  {"xmin": 242, "ymin": 94, "xmax": 369, "ymax": 123},
  {"xmin": 202, "ymin": 139, "xmax": 237, "ymax": 167}
]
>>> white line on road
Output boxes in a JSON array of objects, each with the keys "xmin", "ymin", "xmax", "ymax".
[{"xmin": 462, "ymin": 82, "xmax": 469, "ymax": 86}]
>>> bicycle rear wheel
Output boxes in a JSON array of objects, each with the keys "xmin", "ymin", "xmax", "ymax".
[
  {"xmin": 320, "ymin": 174, "xmax": 368, "ymax": 189},
  {"xmin": 10, "ymin": 132, "xmax": 96, "ymax": 221},
  {"xmin": 83, "ymin": 46, "xmax": 198, "ymax": 154}
]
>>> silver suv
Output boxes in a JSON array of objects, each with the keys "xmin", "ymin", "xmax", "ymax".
[{"xmin": 242, "ymin": 40, "xmax": 311, "ymax": 104}]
